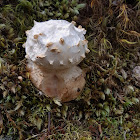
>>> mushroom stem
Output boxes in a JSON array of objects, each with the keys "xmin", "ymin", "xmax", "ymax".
[{"xmin": 27, "ymin": 60, "xmax": 85, "ymax": 102}]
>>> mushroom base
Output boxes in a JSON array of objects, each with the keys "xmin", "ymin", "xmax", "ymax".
[{"xmin": 27, "ymin": 61, "xmax": 85, "ymax": 102}]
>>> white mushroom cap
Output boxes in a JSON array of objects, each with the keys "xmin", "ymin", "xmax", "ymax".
[{"xmin": 25, "ymin": 20, "xmax": 89, "ymax": 69}]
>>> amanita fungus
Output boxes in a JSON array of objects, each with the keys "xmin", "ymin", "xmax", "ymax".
[{"xmin": 24, "ymin": 20, "xmax": 90, "ymax": 102}]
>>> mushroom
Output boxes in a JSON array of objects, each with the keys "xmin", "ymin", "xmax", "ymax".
[{"xmin": 25, "ymin": 20, "xmax": 90, "ymax": 102}]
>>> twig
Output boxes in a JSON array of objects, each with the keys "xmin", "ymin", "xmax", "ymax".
[
  {"xmin": 123, "ymin": 130, "xmax": 127, "ymax": 140},
  {"xmin": 25, "ymin": 133, "xmax": 41, "ymax": 140}
]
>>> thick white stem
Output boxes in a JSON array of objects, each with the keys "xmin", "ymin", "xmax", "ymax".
[{"xmin": 27, "ymin": 60, "xmax": 85, "ymax": 102}]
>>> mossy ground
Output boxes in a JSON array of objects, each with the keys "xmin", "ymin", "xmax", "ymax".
[{"xmin": 0, "ymin": 0, "xmax": 140, "ymax": 140}]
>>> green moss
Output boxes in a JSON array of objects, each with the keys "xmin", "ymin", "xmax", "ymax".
[{"xmin": 0, "ymin": 0, "xmax": 140, "ymax": 139}]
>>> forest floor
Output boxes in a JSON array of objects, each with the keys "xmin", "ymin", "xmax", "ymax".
[{"xmin": 0, "ymin": 0, "xmax": 140, "ymax": 140}]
